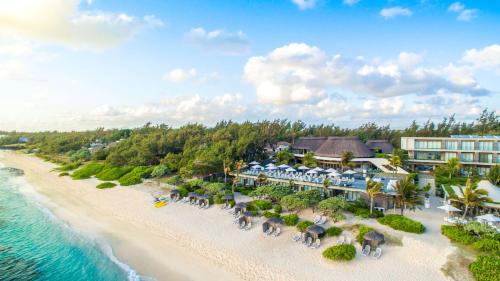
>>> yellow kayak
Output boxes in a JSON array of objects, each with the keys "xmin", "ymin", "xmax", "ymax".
[{"xmin": 154, "ymin": 201, "xmax": 167, "ymax": 208}]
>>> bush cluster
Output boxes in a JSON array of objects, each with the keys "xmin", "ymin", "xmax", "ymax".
[
  {"xmin": 472, "ymin": 239, "xmax": 500, "ymax": 256},
  {"xmin": 441, "ymin": 225, "xmax": 478, "ymax": 245},
  {"xmin": 281, "ymin": 214, "xmax": 299, "ymax": 226},
  {"xmin": 55, "ymin": 162, "xmax": 82, "ymax": 172},
  {"xmin": 252, "ymin": 200, "xmax": 272, "ymax": 211},
  {"xmin": 118, "ymin": 166, "xmax": 154, "ymax": 186},
  {"xmin": 377, "ymin": 215, "xmax": 425, "ymax": 234},
  {"xmin": 96, "ymin": 165, "xmax": 133, "ymax": 181},
  {"xmin": 58, "ymin": 172, "xmax": 69, "ymax": 177},
  {"xmin": 96, "ymin": 182, "xmax": 117, "ymax": 189},
  {"xmin": 322, "ymin": 244, "xmax": 356, "ymax": 261},
  {"xmin": 347, "ymin": 200, "xmax": 384, "ymax": 219},
  {"xmin": 469, "ymin": 255, "xmax": 500, "ymax": 281},
  {"xmin": 72, "ymin": 163, "xmax": 104, "ymax": 180},
  {"xmin": 325, "ymin": 226, "xmax": 343, "ymax": 237},
  {"xmin": 296, "ymin": 220, "xmax": 314, "ymax": 232},
  {"xmin": 263, "ymin": 211, "xmax": 281, "ymax": 219},
  {"xmin": 273, "ymin": 204, "xmax": 282, "ymax": 214}
]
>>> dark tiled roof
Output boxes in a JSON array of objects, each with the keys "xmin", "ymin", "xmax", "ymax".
[
  {"xmin": 292, "ymin": 137, "xmax": 328, "ymax": 151},
  {"xmin": 366, "ymin": 140, "xmax": 394, "ymax": 154}
]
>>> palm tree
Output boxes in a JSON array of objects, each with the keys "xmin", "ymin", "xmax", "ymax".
[
  {"xmin": 389, "ymin": 154, "xmax": 401, "ymax": 178},
  {"xmin": 340, "ymin": 151, "xmax": 354, "ymax": 172},
  {"xmin": 257, "ymin": 173, "xmax": 268, "ymax": 186},
  {"xmin": 366, "ymin": 180, "xmax": 383, "ymax": 215},
  {"xmin": 233, "ymin": 160, "xmax": 245, "ymax": 193},
  {"xmin": 303, "ymin": 152, "xmax": 317, "ymax": 167},
  {"xmin": 322, "ymin": 178, "xmax": 331, "ymax": 197},
  {"xmin": 459, "ymin": 178, "xmax": 491, "ymax": 219},
  {"xmin": 223, "ymin": 159, "xmax": 231, "ymax": 184},
  {"xmin": 394, "ymin": 176, "xmax": 425, "ymax": 215},
  {"xmin": 445, "ymin": 157, "xmax": 461, "ymax": 180}
]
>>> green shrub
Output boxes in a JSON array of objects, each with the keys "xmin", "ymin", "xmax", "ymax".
[
  {"xmin": 55, "ymin": 162, "xmax": 81, "ymax": 172},
  {"xmin": 252, "ymin": 200, "xmax": 272, "ymax": 210},
  {"xmin": 72, "ymin": 163, "xmax": 105, "ymax": 180},
  {"xmin": 441, "ymin": 225, "xmax": 478, "ymax": 245},
  {"xmin": 165, "ymin": 175, "xmax": 183, "ymax": 185},
  {"xmin": 356, "ymin": 225, "xmax": 374, "ymax": 244},
  {"xmin": 96, "ymin": 182, "xmax": 117, "ymax": 189},
  {"xmin": 282, "ymin": 214, "xmax": 299, "ymax": 226},
  {"xmin": 194, "ymin": 188, "xmax": 205, "ymax": 195},
  {"xmin": 96, "ymin": 165, "xmax": 133, "ymax": 181},
  {"xmin": 472, "ymin": 239, "xmax": 500, "ymax": 256},
  {"xmin": 296, "ymin": 220, "xmax": 314, "ymax": 232},
  {"xmin": 469, "ymin": 255, "xmax": 500, "ymax": 281},
  {"xmin": 273, "ymin": 204, "xmax": 282, "ymax": 214},
  {"xmin": 322, "ymin": 244, "xmax": 356, "ymax": 261},
  {"xmin": 377, "ymin": 215, "xmax": 425, "ymax": 234},
  {"xmin": 263, "ymin": 211, "xmax": 280, "ymax": 219},
  {"xmin": 58, "ymin": 172, "xmax": 69, "ymax": 177},
  {"xmin": 325, "ymin": 226, "xmax": 343, "ymax": 237},
  {"xmin": 214, "ymin": 197, "xmax": 225, "ymax": 204},
  {"xmin": 178, "ymin": 187, "xmax": 189, "ymax": 197},
  {"xmin": 118, "ymin": 166, "xmax": 154, "ymax": 186}
]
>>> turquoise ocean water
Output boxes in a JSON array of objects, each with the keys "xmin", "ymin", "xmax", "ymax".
[{"xmin": 0, "ymin": 166, "xmax": 143, "ymax": 281}]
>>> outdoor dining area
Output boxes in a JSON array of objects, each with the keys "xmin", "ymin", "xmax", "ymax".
[
  {"xmin": 262, "ymin": 217, "xmax": 282, "ymax": 237},
  {"xmin": 438, "ymin": 203, "xmax": 500, "ymax": 231}
]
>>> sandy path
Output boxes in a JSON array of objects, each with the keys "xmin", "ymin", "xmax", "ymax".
[{"xmin": 0, "ymin": 151, "xmax": 456, "ymax": 281}]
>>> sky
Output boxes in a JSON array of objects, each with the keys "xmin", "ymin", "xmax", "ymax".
[{"xmin": 0, "ymin": 0, "xmax": 499, "ymax": 131}]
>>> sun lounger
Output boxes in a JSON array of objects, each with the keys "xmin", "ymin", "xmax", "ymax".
[
  {"xmin": 239, "ymin": 221, "xmax": 246, "ymax": 229},
  {"xmin": 292, "ymin": 233, "xmax": 301, "ymax": 242},
  {"xmin": 266, "ymin": 227, "xmax": 274, "ymax": 235},
  {"xmin": 306, "ymin": 237, "xmax": 313, "ymax": 247},
  {"xmin": 362, "ymin": 245, "xmax": 371, "ymax": 256},
  {"xmin": 273, "ymin": 227, "xmax": 281, "ymax": 237},
  {"xmin": 228, "ymin": 209, "xmax": 235, "ymax": 214},
  {"xmin": 244, "ymin": 222, "xmax": 252, "ymax": 231},
  {"xmin": 373, "ymin": 247, "xmax": 382, "ymax": 259},
  {"xmin": 336, "ymin": 236, "xmax": 345, "ymax": 245},
  {"xmin": 318, "ymin": 217, "xmax": 327, "ymax": 225},
  {"xmin": 310, "ymin": 239, "xmax": 320, "ymax": 249},
  {"xmin": 204, "ymin": 203, "xmax": 210, "ymax": 209},
  {"xmin": 313, "ymin": 216, "xmax": 321, "ymax": 224}
]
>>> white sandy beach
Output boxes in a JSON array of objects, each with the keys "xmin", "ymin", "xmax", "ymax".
[{"xmin": 0, "ymin": 150, "xmax": 464, "ymax": 281}]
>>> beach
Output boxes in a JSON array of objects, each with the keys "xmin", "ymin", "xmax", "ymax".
[{"xmin": 0, "ymin": 150, "xmax": 460, "ymax": 281}]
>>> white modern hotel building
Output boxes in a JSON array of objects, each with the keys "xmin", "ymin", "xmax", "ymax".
[{"xmin": 401, "ymin": 135, "xmax": 499, "ymax": 175}]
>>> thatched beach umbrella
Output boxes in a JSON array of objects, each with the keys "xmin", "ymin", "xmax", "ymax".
[
  {"xmin": 305, "ymin": 225, "xmax": 325, "ymax": 241},
  {"xmin": 170, "ymin": 189, "xmax": 180, "ymax": 199},
  {"xmin": 234, "ymin": 202, "xmax": 247, "ymax": 214},
  {"xmin": 363, "ymin": 231, "xmax": 385, "ymax": 247},
  {"xmin": 262, "ymin": 217, "xmax": 283, "ymax": 233},
  {"xmin": 197, "ymin": 194, "xmax": 210, "ymax": 206},
  {"xmin": 223, "ymin": 194, "xmax": 234, "ymax": 201}
]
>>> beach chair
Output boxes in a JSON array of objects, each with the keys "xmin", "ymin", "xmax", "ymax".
[
  {"xmin": 244, "ymin": 222, "xmax": 252, "ymax": 231},
  {"xmin": 362, "ymin": 245, "xmax": 371, "ymax": 256},
  {"xmin": 273, "ymin": 227, "xmax": 281, "ymax": 237},
  {"xmin": 228, "ymin": 209, "xmax": 235, "ymax": 215},
  {"xmin": 292, "ymin": 232, "xmax": 301, "ymax": 242},
  {"xmin": 204, "ymin": 203, "xmax": 210, "ymax": 209},
  {"xmin": 310, "ymin": 239, "xmax": 320, "ymax": 249},
  {"xmin": 239, "ymin": 221, "xmax": 246, "ymax": 229},
  {"xmin": 336, "ymin": 236, "xmax": 345, "ymax": 245},
  {"xmin": 373, "ymin": 247, "xmax": 382, "ymax": 259},
  {"xmin": 313, "ymin": 215, "xmax": 321, "ymax": 224},
  {"xmin": 265, "ymin": 227, "xmax": 274, "ymax": 235},
  {"xmin": 306, "ymin": 237, "xmax": 313, "ymax": 247},
  {"xmin": 318, "ymin": 216, "xmax": 327, "ymax": 225}
]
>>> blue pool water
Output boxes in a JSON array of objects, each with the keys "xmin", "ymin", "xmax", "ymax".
[{"xmin": 0, "ymin": 167, "xmax": 141, "ymax": 281}]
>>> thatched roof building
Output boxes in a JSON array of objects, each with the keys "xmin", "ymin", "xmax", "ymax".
[
  {"xmin": 366, "ymin": 140, "xmax": 394, "ymax": 154},
  {"xmin": 292, "ymin": 136, "xmax": 374, "ymax": 158}
]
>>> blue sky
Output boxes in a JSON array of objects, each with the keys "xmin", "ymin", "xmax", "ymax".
[{"xmin": 0, "ymin": 0, "xmax": 499, "ymax": 131}]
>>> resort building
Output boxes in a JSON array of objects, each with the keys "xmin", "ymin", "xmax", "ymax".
[
  {"xmin": 291, "ymin": 137, "xmax": 406, "ymax": 175},
  {"xmin": 401, "ymin": 135, "xmax": 500, "ymax": 175}
]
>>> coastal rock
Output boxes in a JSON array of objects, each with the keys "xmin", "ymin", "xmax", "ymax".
[{"xmin": 0, "ymin": 167, "xmax": 24, "ymax": 176}]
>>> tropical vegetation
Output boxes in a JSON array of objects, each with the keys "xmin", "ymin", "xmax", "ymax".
[{"xmin": 322, "ymin": 244, "xmax": 356, "ymax": 261}]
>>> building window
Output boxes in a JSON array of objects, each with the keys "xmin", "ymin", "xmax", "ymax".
[
  {"xmin": 415, "ymin": 151, "xmax": 441, "ymax": 160},
  {"xmin": 478, "ymin": 142, "xmax": 493, "ymax": 151},
  {"xmin": 445, "ymin": 141, "xmax": 458, "ymax": 150},
  {"xmin": 444, "ymin": 152, "xmax": 457, "ymax": 161},
  {"xmin": 415, "ymin": 140, "xmax": 441, "ymax": 149},
  {"xmin": 477, "ymin": 167, "xmax": 490, "ymax": 176},
  {"xmin": 460, "ymin": 153, "xmax": 474, "ymax": 162},
  {"xmin": 478, "ymin": 153, "xmax": 493, "ymax": 163},
  {"xmin": 461, "ymin": 141, "xmax": 475, "ymax": 151}
]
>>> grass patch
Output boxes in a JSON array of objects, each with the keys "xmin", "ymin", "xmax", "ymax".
[
  {"xmin": 377, "ymin": 214, "xmax": 425, "ymax": 234},
  {"xmin": 322, "ymin": 244, "xmax": 356, "ymax": 261},
  {"xmin": 325, "ymin": 226, "xmax": 343, "ymax": 237},
  {"xmin": 441, "ymin": 225, "xmax": 478, "ymax": 245},
  {"xmin": 469, "ymin": 255, "xmax": 500, "ymax": 281},
  {"xmin": 96, "ymin": 182, "xmax": 117, "ymax": 189},
  {"xmin": 96, "ymin": 165, "xmax": 133, "ymax": 181},
  {"xmin": 54, "ymin": 162, "xmax": 82, "ymax": 172},
  {"xmin": 58, "ymin": 172, "xmax": 69, "ymax": 177},
  {"xmin": 118, "ymin": 166, "xmax": 154, "ymax": 186},
  {"xmin": 71, "ymin": 163, "xmax": 104, "ymax": 180}
]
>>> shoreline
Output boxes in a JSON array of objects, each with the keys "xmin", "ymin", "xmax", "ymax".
[{"xmin": 0, "ymin": 150, "xmax": 459, "ymax": 281}]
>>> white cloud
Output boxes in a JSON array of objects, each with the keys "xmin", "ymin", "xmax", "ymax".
[
  {"xmin": 0, "ymin": 0, "xmax": 163, "ymax": 49},
  {"xmin": 162, "ymin": 68, "xmax": 197, "ymax": 82},
  {"xmin": 185, "ymin": 27, "xmax": 250, "ymax": 55},
  {"xmin": 447, "ymin": 2, "xmax": 478, "ymax": 22},
  {"xmin": 462, "ymin": 44, "xmax": 500, "ymax": 71},
  {"xmin": 380, "ymin": 7, "xmax": 413, "ymax": 19},
  {"xmin": 291, "ymin": 0, "xmax": 317, "ymax": 10},
  {"xmin": 244, "ymin": 43, "xmax": 488, "ymax": 106},
  {"xmin": 343, "ymin": 0, "xmax": 360, "ymax": 6},
  {"xmin": 79, "ymin": 94, "xmax": 248, "ymax": 127}
]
